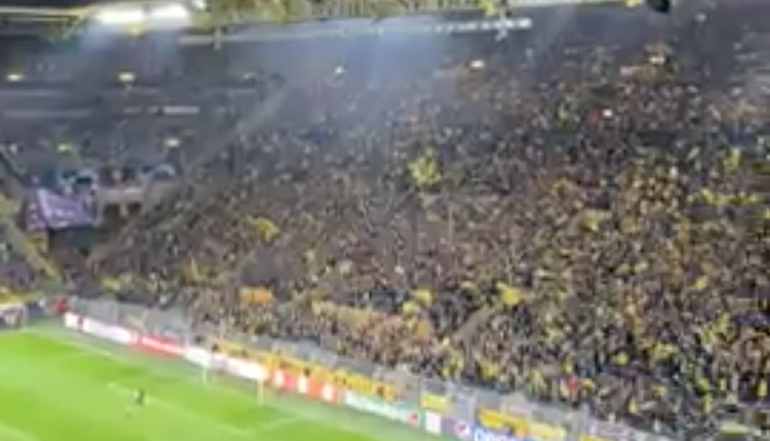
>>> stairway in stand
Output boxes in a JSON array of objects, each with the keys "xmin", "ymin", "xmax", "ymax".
[
  {"xmin": 0, "ymin": 148, "xmax": 28, "ymax": 200},
  {"xmin": 452, "ymin": 302, "xmax": 505, "ymax": 344},
  {"xmin": 0, "ymin": 194, "xmax": 60, "ymax": 283}
]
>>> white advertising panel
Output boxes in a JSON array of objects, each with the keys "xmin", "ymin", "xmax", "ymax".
[
  {"xmin": 82, "ymin": 318, "xmax": 135, "ymax": 345},
  {"xmin": 63, "ymin": 312, "xmax": 81, "ymax": 330}
]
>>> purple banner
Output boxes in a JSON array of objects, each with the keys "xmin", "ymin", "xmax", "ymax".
[{"xmin": 25, "ymin": 188, "xmax": 94, "ymax": 231}]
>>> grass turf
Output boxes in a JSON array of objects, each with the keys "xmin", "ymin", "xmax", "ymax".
[{"xmin": 0, "ymin": 327, "xmax": 441, "ymax": 441}]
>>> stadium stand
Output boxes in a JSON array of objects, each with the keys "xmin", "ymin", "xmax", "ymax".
[
  {"xmin": 0, "ymin": 0, "xmax": 768, "ymax": 439},
  {"xmin": 0, "ymin": 224, "xmax": 39, "ymax": 290}
]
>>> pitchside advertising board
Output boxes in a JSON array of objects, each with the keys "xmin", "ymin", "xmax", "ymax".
[
  {"xmin": 445, "ymin": 417, "xmax": 539, "ymax": 441},
  {"xmin": 343, "ymin": 391, "xmax": 424, "ymax": 427},
  {"xmin": 0, "ymin": 298, "xmax": 59, "ymax": 330},
  {"xmin": 0, "ymin": 303, "xmax": 25, "ymax": 329}
]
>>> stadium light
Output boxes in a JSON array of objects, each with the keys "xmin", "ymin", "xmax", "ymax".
[
  {"xmin": 149, "ymin": 4, "xmax": 191, "ymax": 23},
  {"xmin": 469, "ymin": 60, "xmax": 486, "ymax": 70},
  {"xmin": 57, "ymin": 143, "xmax": 74, "ymax": 153},
  {"xmin": 6, "ymin": 72, "xmax": 24, "ymax": 82},
  {"xmin": 94, "ymin": 8, "xmax": 147, "ymax": 26},
  {"xmin": 190, "ymin": 0, "xmax": 207, "ymax": 11},
  {"xmin": 118, "ymin": 71, "xmax": 136, "ymax": 83}
]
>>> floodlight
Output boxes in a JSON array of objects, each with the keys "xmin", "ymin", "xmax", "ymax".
[
  {"xmin": 6, "ymin": 72, "xmax": 24, "ymax": 82},
  {"xmin": 469, "ymin": 60, "xmax": 486, "ymax": 70},
  {"xmin": 118, "ymin": 71, "xmax": 136, "ymax": 83},
  {"xmin": 149, "ymin": 4, "xmax": 190, "ymax": 22},
  {"xmin": 94, "ymin": 8, "xmax": 147, "ymax": 26},
  {"xmin": 190, "ymin": 0, "xmax": 207, "ymax": 11}
]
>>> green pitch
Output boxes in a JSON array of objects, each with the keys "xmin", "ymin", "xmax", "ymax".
[{"xmin": 0, "ymin": 328, "xmax": 439, "ymax": 441}]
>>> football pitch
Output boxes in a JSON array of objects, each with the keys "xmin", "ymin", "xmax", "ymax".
[{"xmin": 0, "ymin": 327, "xmax": 441, "ymax": 441}]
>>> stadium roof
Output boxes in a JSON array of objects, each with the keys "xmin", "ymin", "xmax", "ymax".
[{"xmin": 0, "ymin": 0, "xmax": 636, "ymax": 37}]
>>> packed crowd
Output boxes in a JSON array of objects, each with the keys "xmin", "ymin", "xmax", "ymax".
[{"xmin": 5, "ymin": 0, "xmax": 768, "ymax": 438}]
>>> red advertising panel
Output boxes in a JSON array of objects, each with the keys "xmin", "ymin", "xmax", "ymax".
[
  {"xmin": 136, "ymin": 335, "xmax": 183, "ymax": 356},
  {"xmin": 279, "ymin": 371, "xmax": 340, "ymax": 404},
  {"xmin": 280, "ymin": 370, "xmax": 299, "ymax": 393},
  {"xmin": 304, "ymin": 378, "xmax": 340, "ymax": 403}
]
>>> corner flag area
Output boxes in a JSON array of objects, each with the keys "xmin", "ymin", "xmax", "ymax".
[{"xmin": 0, "ymin": 328, "xmax": 440, "ymax": 441}]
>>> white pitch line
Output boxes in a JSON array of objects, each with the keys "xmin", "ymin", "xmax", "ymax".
[{"xmin": 107, "ymin": 382, "xmax": 250, "ymax": 437}]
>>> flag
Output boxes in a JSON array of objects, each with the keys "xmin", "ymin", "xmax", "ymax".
[{"xmin": 26, "ymin": 188, "xmax": 94, "ymax": 230}]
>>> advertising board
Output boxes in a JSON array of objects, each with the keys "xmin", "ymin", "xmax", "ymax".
[
  {"xmin": 82, "ymin": 318, "xmax": 135, "ymax": 345},
  {"xmin": 343, "ymin": 391, "xmax": 423, "ymax": 428},
  {"xmin": 528, "ymin": 422, "xmax": 567, "ymax": 441},
  {"xmin": 184, "ymin": 346, "xmax": 214, "ymax": 369},
  {"xmin": 269, "ymin": 370, "xmax": 341, "ymax": 404},
  {"xmin": 585, "ymin": 420, "xmax": 648, "ymax": 441},
  {"xmin": 223, "ymin": 357, "xmax": 267, "ymax": 382},
  {"xmin": 136, "ymin": 335, "xmax": 184, "ymax": 356},
  {"xmin": 64, "ymin": 312, "xmax": 82, "ymax": 330},
  {"xmin": 424, "ymin": 411, "xmax": 443, "ymax": 435},
  {"xmin": 0, "ymin": 302, "xmax": 25, "ymax": 329},
  {"xmin": 444, "ymin": 418, "xmax": 522, "ymax": 441},
  {"xmin": 273, "ymin": 351, "xmax": 396, "ymax": 401},
  {"xmin": 477, "ymin": 407, "xmax": 531, "ymax": 438},
  {"xmin": 420, "ymin": 391, "xmax": 450, "ymax": 413},
  {"xmin": 212, "ymin": 337, "xmax": 396, "ymax": 401}
]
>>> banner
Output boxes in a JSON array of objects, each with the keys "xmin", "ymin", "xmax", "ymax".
[
  {"xmin": 270, "ymin": 370, "xmax": 341, "ymax": 404},
  {"xmin": 25, "ymin": 188, "xmax": 95, "ymax": 230},
  {"xmin": 332, "ymin": 369, "xmax": 396, "ymax": 402},
  {"xmin": 0, "ymin": 302, "xmax": 25, "ymax": 329},
  {"xmin": 82, "ymin": 318, "xmax": 135, "ymax": 345},
  {"xmin": 585, "ymin": 420, "xmax": 647, "ymax": 441},
  {"xmin": 212, "ymin": 338, "xmax": 274, "ymax": 366},
  {"xmin": 274, "ymin": 352, "xmax": 396, "ymax": 401},
  {"xmin": 444, "ymin": 418, "xmax": 522, "ymax": 441},
  {"xmin": 136, "ymin": 335, "xmax": 183, "ymax": 356},
  {"xmin": 212, "ymin": 337, "xmax": 396, "ymax": 401},
  {"xmin": 529, "ymin": 421, "xmax": 567, "ymax": 441},
  {"xmin": 185, "ymin": 346, "xmax": 214, "ymax": 369},
  {"xmin": 64, "ymin": 312, "xmax": 82, "ymax": 330},
  {"xmin": 223, "ymin": 357, "xmax": 267, "ymax": 382},
  {"xmin": 477, "ymin": 406, "xmax": 531, "ymax": 438},
  {"xmin": 443, "ymin": 418, "xmax": 520, "ymax": 441},
  {"xmin": 420, "ymin": 391, "xmax": 450, "ymax": 413},
  {"xmin": 343, "ymin": 391, "xmax": 422, "ymax": 428},
  {"xmin": 424, "ymin": 411, "xmax": 443, "ymax": 435}
]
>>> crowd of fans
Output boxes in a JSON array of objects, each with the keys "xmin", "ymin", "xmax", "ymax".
[
  {"xmin": 1, "ymin": 0, "xmax": 769, "ymax": 439},
  {"xmin": 92, "ymin": 1, "xmax": 769, "ymax": 437}
]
